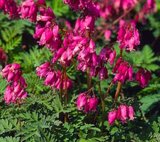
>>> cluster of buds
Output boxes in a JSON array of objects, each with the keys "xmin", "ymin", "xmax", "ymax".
[
  {"xmin": 1, "ymin": 63, "xmax": 27, "ymax": 104},
  {"xmin": 36, "ymin": 62, "xmax": 72, "ymax": 90},
  {"xmin": 76, "ymin": 92, "xmax": 98, "ymax": 113},
  {"xmin": 136, "ymin": 0, "xmax": 157, "ymax": 22},
  {"xmin": 108, "ymin": 104, "xmax": 134, "ymax": 125}
]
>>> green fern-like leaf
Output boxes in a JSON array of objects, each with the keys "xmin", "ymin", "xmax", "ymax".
[
  {"xmin": 0, "ymin": 76, "xmax": 7, "ymax": 96},
  {"xmin": 0, "ymin": 137, "xmax": 20, "ymax": 142},
  {"xmin": 125, "ymin": 45, "xmax": 159, "ymax": 71},
  {"xmin": 13, "ymin": 47, "xmax": 52, "ymax": 72},
  {"xmin": 0, "ymin": 119, "xmax": 20, "ymax": 136}
]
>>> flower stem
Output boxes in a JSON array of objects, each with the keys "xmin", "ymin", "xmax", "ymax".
[
  {"xmin": 98, "ymin": 82, "xmax": 105, "ymax": 112},
  {"xmin": 114, "ymin": 81, "xmax": 122, "ymax": 101},
  {"xmin": 87, "ymin": 68, "xmax": 92, "ymax": 89},
  {"xmin": 63, "ymin": 66, "xmax": 68, "ymax": 122},
  {"xmin": 105, "ymin": 81, "xmax": 113, "ymax": 98}
]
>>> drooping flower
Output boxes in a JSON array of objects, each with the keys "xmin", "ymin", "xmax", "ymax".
[
  {"xmin": 0, "ymin": 0, "xmax": 5, "ymax": 10},
  {"xmin": 97, "ymin": 0, "xmax": 137, "ymax": 19},
  {"xmin": 19, "ymin": 0, "xmax": 38, "ymax": 22},
  {"xmin": 76, "ymin": 93, "xmax": 88, "ymax": 110},
  {"xmin": 1, "ymin": 63, "xmax": 28, "ymax": 104},
  {"xmin": 1, "ymin": 63, "xmax": 21, "ymax": 82},
  {"xmin": 34, "ymin": 6, "xmax": 61, "ymax": 52},
  {"xmin": 88, "ymin": 97, "xmax": 98, "ymax": 112},
  {"xmin": 74, "ymin": 16, "xmax": 95, "ymax": 34},
  {"xmin": 63, "ymin": 0, "xmax": 91, "ymax": 11},
  {"xmin": 121, "ymin": 0, "xmax": 138, "ymax": 11},
  {"xmin": 104, "ymin": 30, "xmax": 111, "ymax": 41},
  {"xmin": 135, "ymin": 68, "xmax": 151, "ymax": 88},
  {"xmin": 0, "ymin": 0, "xmax": 19, "ymax": 18},
  {"xmin": 98, "ymin": 67, "xmax": 108, "ymax": 80},
  {"xmin": 4, "ymin": 83, "xmax": 27, "ymax": 104},
  {"xmin": 128, "ymin": 106, "xmax": 134, "ymax": 120},
  {"xmin": 117, "ymin": 20, "xmax": 140, "ymax": 51},
  {"xmin": 108, "ymin": 105, "xmax": 135, "ymax": 125},
  {"xmin": 34, "ymin": 22, "xmax": 61, "ymax": 51},
  {"xmin": 135, "ymin": 0, "xmax": 156, "ymax": 22},
  {"xmin": 37, "ymin": 7, "xmax": 55, "ymax": 22},
  {"xmin": 76, "ymin": 92, "xmax": 98, "ymax": 113},
  {"xmin": 99, "ymin": 47, "xmax": 116, "ymax": 65},
  {"xmin": 113, "ymin": 58, "xmax": 133, "ymax": 83},
  {"xmin": 108, "ymin": 110, "xmax": 117, "ymax": 125},
  {"xmin": 143, "ymin": 0, "xmax": 156, "ymax": 14},
  {"xmin": 36, "ymin": 62, "xmax": 51, "ymax": 78},
  {"xmin": 117, "ymin": 104, "xmax": 128, "ymax": 123},
  {"xmin": 36, "ymin": 63, "xmax": 72, "ymax": 90}
]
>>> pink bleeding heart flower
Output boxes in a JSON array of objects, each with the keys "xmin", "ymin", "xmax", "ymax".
[
  {"xmin": 108, "ymin": 110, "xmax": 117, "ymax": 125},
  {"xmin": 88, "ymin": 97, "xmax": 98, "ymax": 111},
  {"xmin": 36, "ymin": 62, "xmax": 51, "ymax": 78},
  {"xmin": 1, "ymin": 63, "xmax": 21, "ymax": 82},
  {"xmin": 37, "ymin": 7, "xmax": 55, "ymax": 22},
  {"xmin": 113, "ymin": 58, "xmax": 133, "ymax": 83},
  {"xmin": 117, "ymin": 20, "xmax": 140, "ymax": 51},
  {"xmin": 99, "ymin": 67, "xmax": 108, "ymax": 80},
  {"xmin": 74, "ymin": 16, "xmax": 95, "ymax": 33},
  {"xmin": 19, "ymin": 0, "xmax": 38, "ymax": 22},
  {"xmin": 104, "ymin": 30, "xmax": 111, "ymax": 41},
  {"xmin": 2, "ymin": 63, "xmax": 28, "ymax": 104},
  {"xmin": 128, "ymin": 106, "xmax": 135, "ymax": 120},
  {"xmin": 0, "ymin": 0, "xmax": 19, "ymax": 18},
  {"xmin": 76, "ymin": 93, "xmax": 88, "ymax": 110},
  {"xmin": 136, "ymin": 68, "xmax": 151, "ymax": 88},
  {"xmin": 99, "ymin": 47, "xmax": 116, "ymax": 65},
  {"xmin": 117, "ymin": 104, "xmax": 128, "ymax": 123}
]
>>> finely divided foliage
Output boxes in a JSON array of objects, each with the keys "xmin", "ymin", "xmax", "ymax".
[{"xmin": 0, "ymin": 0, "xmax": 159, "ymax": 141}]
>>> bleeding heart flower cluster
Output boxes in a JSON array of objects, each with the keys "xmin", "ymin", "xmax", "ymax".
[
  {"xmin": 51, "ymin": 15, "xmax": 114, "ymax": 81},
  {"xmin": 113, "ymin": 58, "xmax": 133, "ymax": 83},
  {"xmin": 76, "ymin": 92, "xmax": 98, "ymax": 113},
  {"xmin": 97, "ymin": 0, "xmax": 137, "ymax": 20},
  {"xmin": 19, "ymin": 0, "xmax": 38, "ymax": 22},
  {"xmin": 117, "ymin": 20, "xmax": 140, "ymax": 51},
  {"xmin": 1, "ymin": 64, "xmax": 27, "ymax": 104},
  {"xmin": 0, "ymin": 0, "xmax": 18, "ymax": 18},
  {"xmin": 136, "ymin": 0, "xmax": 156, "ymax": 22},
  {"xmin": 36, "ymin": 62, "xmax": 72, "ymax": 90},
  {"xmin": 113, "ymin": 58, "xmax": 151, "ymax": 87},
  {"xmin": 63, "ymin": 0, "xmax": 99, "ymax": 16},
  {"xmin": 34, "ymin": 7, "xmax": 61, "ymax": 51},
  {"xmin": 136, "ymin": 68, "xmax": 152, "ymax": 88},
  {"xmin": 0, "ymin": 0, "xmax": 154, "ymax": 124},
  {"xmin": 63, "ymin": 0, "xmax": 91, "ymax": 10},
  {"xmin": 108, "ymin": 104, "xmax": 134, "ymax": 125}
]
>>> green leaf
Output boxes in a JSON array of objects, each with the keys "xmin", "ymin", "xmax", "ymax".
[{"xmin": 140, "ymin": 94, "xmax": 160, "ymax": 114}]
